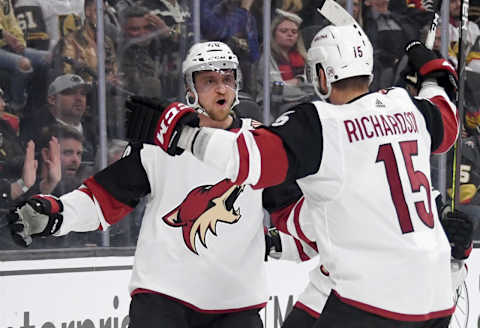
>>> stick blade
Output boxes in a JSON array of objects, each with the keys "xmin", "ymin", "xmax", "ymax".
[{"xmin": 317, "ymin": 0, "xmax": 357, "ymax": 26}]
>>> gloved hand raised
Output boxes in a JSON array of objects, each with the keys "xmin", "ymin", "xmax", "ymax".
[
  {"xmin": 404, "ymin": 40, "xmax": 458, "ymax": 99},
  {"xmin": 8, "ymin": 195, "xmax": 64, "ymax": 247},
  {"xmin": 125, "ymin": 96, "xmax": 200, "ymax": 155}
]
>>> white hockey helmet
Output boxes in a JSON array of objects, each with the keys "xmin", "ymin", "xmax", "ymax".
[
  {"xmin": 306, "ymin": 24, "xmax": 373, "ymax": 101},
  {"xmin": 182, "ymin": 41, "xmax": 240, "ymax": 109}
]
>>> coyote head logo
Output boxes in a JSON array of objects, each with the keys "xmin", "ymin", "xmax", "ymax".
[{"xmin": 163, "ymin": 179, "xmax": 244, "ymax": 254}]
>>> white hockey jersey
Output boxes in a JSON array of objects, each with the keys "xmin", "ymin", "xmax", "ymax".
[
  {"xmin": 197, "ymin": 85, "xmax": 459, "ymax": 320},
  {"xmin": 56, "ymin": 118, "xmax": 268, "ymax": 312}
]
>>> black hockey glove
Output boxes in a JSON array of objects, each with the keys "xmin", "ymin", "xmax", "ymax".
[
  {"xmin": 265, "ymin": 227, "xmax": 282, "ymax": 261},
  {"xmin": 8, "ymin": 195, "xmax": 64, "ymax": 247},
  {"xmin": 404, "ymin": 40, "xmax": 458, "ymax": 99},
  {"xmin": 440, "ymin": 206, "xmax": 474, "ymax": 260},
  {"xmin": 125, "ymin": 96, "xmax": 200, "ymax": 155}
]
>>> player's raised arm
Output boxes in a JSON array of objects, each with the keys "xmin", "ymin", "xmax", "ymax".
[{"xmin": 403, "ymin": 41, "xmax": 459, "ymax": 154}]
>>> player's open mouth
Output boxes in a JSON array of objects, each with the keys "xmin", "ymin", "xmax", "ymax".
[{"xmin": 216, "ymin": 99, "xmax": 226, "ymax": 105}]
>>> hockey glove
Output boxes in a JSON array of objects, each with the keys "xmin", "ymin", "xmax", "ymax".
[
  {"xmin": 125, "ymin": 96, "xmax": 200, "ymax": 155},
  {"xmin": 440, "ymin": 206, "xmax": 474, "ymax": 260},
  {"xmin": 7, "ymin": 195, "xmax": 64, "ymax": 247},
  {"xmin": 404, "ymin": 40, "xmax": 458, "ymax": 99},
  {"xmin": 265, "ymin": 227, "xmax": 282, "ymax": 261}
]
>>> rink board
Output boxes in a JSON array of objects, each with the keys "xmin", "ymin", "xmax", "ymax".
[{"xmin": 0, "ymin": 252, "xmax": 478, "ymax": 328}]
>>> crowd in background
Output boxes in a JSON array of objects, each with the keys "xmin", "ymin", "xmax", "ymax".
[{"xmin": 0, "ymin": 0, "xmax": 479, "ymax": 250}]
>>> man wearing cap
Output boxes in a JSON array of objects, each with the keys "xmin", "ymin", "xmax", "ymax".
[{"xmin": 20, "ymin": 73, "xmax": 97, "ymax": 163}]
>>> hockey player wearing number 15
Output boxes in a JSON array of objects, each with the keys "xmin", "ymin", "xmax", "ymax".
[
  {"xmin": 142, "ymin": 24, "xmax": 461, "ymax": 327},
  {"xmin": 8, "ymin": 42, "xmax": 267, "ymax": 328}
]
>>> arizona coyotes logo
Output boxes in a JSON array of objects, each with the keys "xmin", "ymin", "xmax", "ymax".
[{"xmin": 163, "ymin": 179, "xmax": 244, "ymax": 254}]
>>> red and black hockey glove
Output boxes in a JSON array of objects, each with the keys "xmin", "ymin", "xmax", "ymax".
[
  {"xmin": 8, "ymin": 195, "xmax": 64, "ymax": 247},
  {"xmin": 440, "ymin": 207, "xmax": 474, "ymax": 260},
  {"xmin": 404, "ymin": 40, "xmax": 458, "ymax": 99},
  {"xmin": 125, "ymin": 96, "xmax": 200, "ymax": 155}
]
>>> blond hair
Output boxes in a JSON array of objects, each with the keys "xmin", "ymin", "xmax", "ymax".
[{"xmin": 270, "ymin": 13, "xmax": 307, "ymax": 63}]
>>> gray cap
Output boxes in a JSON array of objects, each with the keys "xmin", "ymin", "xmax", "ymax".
[{"xmin": 48, "ymin": 74, "xmax": 90, "ymax": 96}]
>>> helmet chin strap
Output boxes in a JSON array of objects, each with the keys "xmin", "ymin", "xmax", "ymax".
[{"xmin": 313, "ymin": 72, "xmax": 332, "ymax": 102}]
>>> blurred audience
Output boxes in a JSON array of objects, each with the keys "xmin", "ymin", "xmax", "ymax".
[
  {"xmin": 140, "ymin": 0, "xmax": 192, "ymax": 100},
  {"xmin": 201, "ymin": 0, "xmax": 260, "ymax": 96},
  {"xmin": 117, "ymin": 5, "xmax": 166, "ymax": 97},
  {"xmin": 448, "ymin": 0, "xmax": 480, "ymax": 71},
  {"xmin": 0, "ymin": 0, "xmax": 49, "ymax": 114},
  {"xmin": 257, "ymin": 9, "xmax": 313, "ymax": 118},
  {"xmin": 13, "ymin": 0, "xmax": 83, "ymax": 51},
  {"xmin": 363, "ymin": 0, "xmax": 425, "ymax": 90},
  {"xmin": 34, "ymin": 125, "xmax": 86, "ymax": 196},
  {"xmin": 0, "ymin": 89, "xmax": 36, "ymax": 210},
  {"xmin": 21, "ymin": 74, "xmax": 97, "ymax": 163},
  {"xmin": 51, "ymin": 0, "xmax": 119, "ymax": 84}
]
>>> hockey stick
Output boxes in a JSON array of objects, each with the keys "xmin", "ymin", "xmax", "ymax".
[
  {"xmin": 452, "ymin": 0, "xmax": 470, "ymax": 210},
  {"xmin": 317, "ymin": 0, "xmax": 358, "ymax": 27},
  {"xmin": 425, "ymin": 0, "xmax": 444, "ymax": 49}
]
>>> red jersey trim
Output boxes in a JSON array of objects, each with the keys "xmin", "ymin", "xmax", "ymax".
[
  {"xmin": 429, "ymin": 95, "xmax": 458, "ymax": 154},
  {"xmin": 293, "ymin": 197, "xmax": 318, "ymax": 252},
  {"xmin": 294, "ymin": 301, "xmax": 321, "ymax": 319},
  {"xmin": 294, "ymin": 238, "xmax": 311, "ymax": 261},
  {"xmin": 233, "ymin": 133, "xmax": 250, "ymax": 185},
  {"xmin": 270, "ymin": 201, "xmax": 296, "ymax": 234},
  {"xmin": 83, "ymin": 176, "xmax": 134, "ymax": 225},
  {"xmin": 131, "ymin": 288, "xmax": 267, "ymax": 313},
  {"xmin": 333, "ymin": 290, "xmax": 455, "ymax": 321},
  {"xmin": 250, "ymin": 128, "xmax": 289, "ymax": 189}
]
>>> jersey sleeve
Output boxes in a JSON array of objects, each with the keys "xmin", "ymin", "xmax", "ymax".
[
  {"xmin": 193, "ymin": 103, "xmax": 323, "ymax": 189},
  {"xmin": 416, "ymin": 82, "xmax": 459, "ymax": 154},
  {"xmin": 56, "ymin": 142, "xmax": 151, "ymax": 235},
  {"xmin": 264, "ymin": 103, "xmax": 323, "ymax": 182}
]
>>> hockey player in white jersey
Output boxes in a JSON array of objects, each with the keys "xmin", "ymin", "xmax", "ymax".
[
  {"xmin": 264, "ymin": 188, "xmax": 473, "ymax": 328},
  {"xmin": 117, "ymin": 24, "xmax": 461, "ymax": 327},
  {"xmin": 8, "ymin": 42, "xmax": 267, "ymax": 328}
]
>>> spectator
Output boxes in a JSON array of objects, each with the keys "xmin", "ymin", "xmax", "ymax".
[
  {"xmin": 20, "ymin": 74, "xmax": 97, "ymax": 164},
  {"xmin": 446, "ymin": 127, "xmax": 480, "ymax": 206},
  {"xmin": 139, "ymin": 0, "xmax": 192, "ymax": 100},
  {"xmin": 52, "ymin": 0, "xmax": 119, "ymax": 85},
  {"xmin": 13, "ymin": 0, "xmax": 84, "ymax": 51},
  {"xmin": 257, "ymin": 9, "xmax": 314, "ymax": 118},
  {"xmin": 0, "ymin": 88, "xmax": 37, "ymax": 210},
  {"xmin": 201, "ymin": 0, "xmax": 260, "ymax": 96},
  {"xmin": 0, "ymin": 0, "xmax": 49, "ymax": 114},
  {"xmin": 448, "ymin": 0, "xmax": 480, "ymax": 71},
  {"xmin": 29, "ymin": 126, "xmax": 100, "ymax": 248},
  {"xmin": 35, "ymin": 125, "xmax": 85, "ymax": 196},
  {"xmin": 117, "ymin": 5, "xmax": 167, "ymax": 97},
  {"xmin": 363, "ymin": 0, "xmax": 422, "ymax": 90}
]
